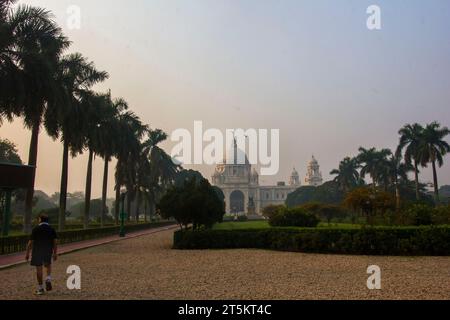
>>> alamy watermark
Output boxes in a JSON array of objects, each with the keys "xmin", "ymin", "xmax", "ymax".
[
  {"xmin": 67, "ymin": 5, "xmax": 81, "ymax": 30},
  {"xmin": 367, "ymin": 265, "xmax": 382, "ymax": 290},
  {"xmin": 170, "ymin": 121, "xmax": 280, "ymax": 176},
  {"xmin": 66, "ymin": 265, "xmax": 81, "ymax": 290},
  {"xmin": 367, "ymin": 5, "xmax": 382, "ymax": 30}
]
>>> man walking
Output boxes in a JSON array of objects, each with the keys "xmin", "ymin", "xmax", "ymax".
[{"xmin": 25, "ymin": 214, "xmax": 58, "ymax": 295}]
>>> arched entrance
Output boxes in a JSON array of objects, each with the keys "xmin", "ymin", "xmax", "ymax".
[{"xmin": 230, "ymin": 190, "xmax": 245, "ymax": 214}]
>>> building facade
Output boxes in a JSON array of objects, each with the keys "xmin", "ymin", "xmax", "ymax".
[{"xmin": 212, "ymin": 141, "xmax": 322, "ymax": 216}]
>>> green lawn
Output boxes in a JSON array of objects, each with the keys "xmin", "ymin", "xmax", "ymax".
[{"xmin": 213, "ymin": 220, "xmax": 360, "ymax": 230}]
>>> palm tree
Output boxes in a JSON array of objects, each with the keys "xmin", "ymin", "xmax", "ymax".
[
  {"xmin": 385, "ymin": 154, "xmax": 413, "ymax": 210},
  {"xmin": 82, "ymin": 93, "xmax": 112, "ymax": 229},
  {"xmin": 141, "ymin": 129, "xmax": 180, "ymax": 219},
  {"xmin": 95, "ymin": 92, "xmax": 128, "ymax": 227},
  {"xmin": 418, "ymin": 122, "xmax": 450, "ymax": 202},
  {"xmin": 114, "ymin": 111, "xmax": 147, "ymax": 224},
  {"xmin": 330, "ymin": 157, "xmax": 360, "ymax": 193},
  {"xmin": 47, "ymin": 53, "xmax": 108, "ymax": 230},
  {"xmin": 357, "ymin": 147, "xmax": 391, "ymax": 188},
  {"xmin": 0, "ymin": 0, "xmax": 23, "ymax": 123},
  {"xmin": 397, "ymin": 123, "xmax": 425, "ymax": 200},
  {"xmin": 1, "ymin": 4, "xmax": 70, "ymax": 232}
]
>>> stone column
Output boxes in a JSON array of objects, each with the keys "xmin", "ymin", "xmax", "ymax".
[
  {"xmin": 224, "ymin": 189, "xmax": 231, "ymax": 215},
  {"xmin": 243, "ymin": 189, "xmax": 249, "ymax": 216}
]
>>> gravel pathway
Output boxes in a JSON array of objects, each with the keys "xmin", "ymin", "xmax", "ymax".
[{"xmin": 0, "ymin": 229, "xmax": 449, "ymax": 300}]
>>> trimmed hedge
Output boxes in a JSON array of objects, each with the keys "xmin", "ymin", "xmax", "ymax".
[
  {"xmin": 0, "ymin": 221, "xmax": 174, "ymax": 255},
  {"xmin": 173, "ymin": 226, "xmax": 450, "ymax": 256}
]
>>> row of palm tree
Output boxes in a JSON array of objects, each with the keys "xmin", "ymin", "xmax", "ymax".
[
  {"xmin": 331, "ymin": 122, "xmax": 449, "ymax": 207},
  {"xmin": 0, "ymin": 1, "xmax": 180, "ymax": 232}
]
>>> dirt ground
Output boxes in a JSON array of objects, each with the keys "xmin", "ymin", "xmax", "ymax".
[{"xmin": 1, "ymin": 228, "xmax": 449, "ymax": 300}]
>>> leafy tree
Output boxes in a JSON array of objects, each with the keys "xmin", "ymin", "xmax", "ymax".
[
  {"xmin": 159, "ymin": 177, "xmax": 225, "ymax": 230},
  {"xmin": 174, "ymin": 169, "xmax": 204, "ymax": 187},
  {"xmin": 0, "ymin": 138, "xmax": 22, "ymax": 164},
  {"xmin": 344, "ymin": 187, "xmax": 396, "ymax": 225},
  {"xmin": 286, "ymin": 186, "xmax": 316, "ymax": 207},
  {"xmin": 286, "ymin": 181, "xmax": 344, "ymax": 208}
]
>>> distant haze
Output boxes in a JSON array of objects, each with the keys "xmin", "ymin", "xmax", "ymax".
[{"xmin": 1, "ymin": 0, "xmax": 449, "ymax": 198}]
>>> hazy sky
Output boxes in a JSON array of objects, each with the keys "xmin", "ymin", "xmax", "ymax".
[{"xmin": 1, "ymin": 0, "xmax": 450, "ymax": 198}]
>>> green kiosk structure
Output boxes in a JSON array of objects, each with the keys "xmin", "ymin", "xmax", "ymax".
[{"xmin": 0, "ymin": 163, "xmax": 35, "ymax": 237}]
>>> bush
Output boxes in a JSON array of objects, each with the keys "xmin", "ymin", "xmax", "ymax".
[
  {"xmin": 269, "ymin": 207, "xmax": 320, "ymax": 228},
  {"xmin": 262, "ymin": 205, "xmax": 284, "ymax": 219},
  {"xmin": 237, "ymin": 215, "xmax": 249, "ymax": 222},
  {"xmin": 173, "ymin": 226, "xmax": 450, "ymax": 256},
  {"xmin": 403, "ymin": 204, "xmax": 433, "ymax": 226},
  {"xmin": 297, "ymin": 203, "xmax": 346, "ymax": 225},
  {"xmin": 432, "ymin": 205, "xmax": 450, "ymax": 225}
]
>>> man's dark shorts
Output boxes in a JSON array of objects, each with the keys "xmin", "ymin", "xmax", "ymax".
[{"xmin": 30, "ymin": 254, "xmax": 52, "ymax": 267}]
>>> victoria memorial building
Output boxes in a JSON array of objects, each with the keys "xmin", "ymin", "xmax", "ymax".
[{"xmin": 211, "ymin": 141, "xmax": 323, "ymax": 216}]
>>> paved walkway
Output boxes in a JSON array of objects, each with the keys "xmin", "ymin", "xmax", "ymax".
[{"xmin": 0, "ymin": 224, "xmax": 178, "ymax": 270}]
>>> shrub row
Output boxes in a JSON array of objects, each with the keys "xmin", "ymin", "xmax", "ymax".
[
  {"xmin": 173, "ymin": 226, "xmax": 450, "ymax": 256},
  {"xmin": 0, "ymin": 221, "xmax": 175, "ymax": 255}
]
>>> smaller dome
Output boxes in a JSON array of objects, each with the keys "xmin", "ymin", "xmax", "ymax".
[{"xmin": 291, "ymin": 167, "xmax": 299, "ymax": 177}]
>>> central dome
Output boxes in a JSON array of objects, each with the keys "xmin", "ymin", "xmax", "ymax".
[{"xmin": 224, "ymin": 140, "xmax": 250, "ymax": 165}]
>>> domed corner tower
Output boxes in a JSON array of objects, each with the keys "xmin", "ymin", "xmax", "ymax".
[
  {"xmin": 289, "ymin": 167, "xmax": 301, "ymax": 187},
  {"xmin": 305, "ymin": 156, "xmax": 323, "ymax": 187}
]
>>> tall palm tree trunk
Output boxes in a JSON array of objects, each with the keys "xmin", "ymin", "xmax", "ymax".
[
  {"xmin": 126, "ymin": 194, "xmax": 131, "ymax": 222},
  {"xmin": 144, "ymin": 199, "xmax": 148, "ymax": 223},
  {"xmin": 58, "ymin": 140, "xmax": 69, "ymax": 231},
  {"xmin": 149, "ymin": 192, "xmax": 156, "ymax": 222},
  {"xmin": 24, "ymin": 123, "xmax": 40, "ymax": 233},
  {"xmin": 114, "ymin": 184, "xmax": 120, "ymax": 225},
  {"xmin": 414, "ymin": 161, "xmax": 420, "ymax": 200},
  {"xmin": 84, "ymin": 149, "xmax": 94, "ymax": 229},
  {"xmin": 431, "ymin": 160, "xmax": 439, "ymax": 202},
  {"xmin": 135, "ymin": 188, "xmax": 141, "ymax": 223},
  {"xmin": 114, "ymin": 159, "xmax": 121, "ymax": 225},
  {"xmin": 101, "ymin": 157, "xmax": 109, "ymax": 227},
  {"xmin": 394, "ymin": 176, "xmax": 401, "ymax": 211}
]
